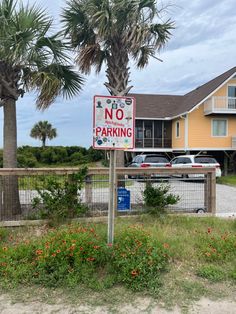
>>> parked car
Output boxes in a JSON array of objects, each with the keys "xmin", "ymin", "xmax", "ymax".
[
  {"xmin": 170, "ymin": 155, "xmax": 222, "ymax": 177},
  {"xmin": 127, "ymin": 154, "xmax": 171, "ymax": 179}
]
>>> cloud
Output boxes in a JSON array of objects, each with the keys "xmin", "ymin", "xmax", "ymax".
[{"xmin": 1, "ymin": 0, "xmax": 236, "ymax": 148}]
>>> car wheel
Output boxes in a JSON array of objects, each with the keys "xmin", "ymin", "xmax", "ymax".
[{"xmin": 196, "ymin": 208, "xmax": 206, "ymax": 214}]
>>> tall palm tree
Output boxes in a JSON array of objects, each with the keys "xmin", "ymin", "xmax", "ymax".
[
  {"xmin": 30, "ymin": 121, "xmax": 57, "ymax": 147},
  {"xmin": 62, "ymin": 0, "xmax": 174, "ymax": 166},
  {"xmin": 0, "ymin": 0, "xmax": 84, "ymax": 218}
]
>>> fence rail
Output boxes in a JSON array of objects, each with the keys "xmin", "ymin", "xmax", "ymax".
[{"xmin": 0, "ymin": 167, "xmax": 216, "ymax": 222}]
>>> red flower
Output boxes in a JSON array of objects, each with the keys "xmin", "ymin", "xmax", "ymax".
[
  {"xmin": 131, "ymin": 270, "xmax": 139, "ymax": 277},
  {"xmin": 56, "ymin": 249, "xmax": 61, "ymax": 253},
  {"xmin": 86, "ymin": 257, "xmax": 95, "ymax": 261},
  {"xmin": 93, "ymin": 245, "xmax": 100, "ymax": 249},
  {"xmin": 207, "ymin": 227, "xmax": 212, "ymax": 234},
  {"xmin": 163, "ymin": 243, "xmax": 169, "ymax": 249},
  {"xmin": 36, "ymin": 249, "xmax": 43, "ymax": 255},
  {"xmin": 51, "ymin": 253, "xmax": 56, "ymax": 257}
]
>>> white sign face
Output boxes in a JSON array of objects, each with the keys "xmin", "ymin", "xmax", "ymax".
[{"xmin": 93, "ymin": 95, "xmax": 135, "ymax": 149}]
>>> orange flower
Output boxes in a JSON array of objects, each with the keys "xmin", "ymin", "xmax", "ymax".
[
  {"xmin": 163, "ymin": 243, "xmax": 169, "ymax": 249},
  {"xmin": 51, "ymin": 253, "xmax": 56, "ymax": 257},
  {"xmin": 205, "ymin": 252, "xmax": 211, "ymax": 257},
  {"xmin": 93, "ymin": 245, "xmax": 100, "ymax": 249},
  {"xmin": 131, "ymin": 270, "xmax": 139, "ymax": 277},
  {"xmin": 207, "ymin": 227, "xmax": 212, "ymax": 234},
  {"xmin": 86, "ymin": 257, "xmax": 95, "ymax": 261},
  {"xmin": 36, "ymin": 249, "xmax": 43, "ymax": 255},
  {"xmin": 56, "ymin": 249, "xmax": 61, "ymax": 253},
  {"xmin": 2, "ymin": 247, "xmax": 8, "ymax": 251}
]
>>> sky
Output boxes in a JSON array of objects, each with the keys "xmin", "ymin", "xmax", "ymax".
[{"xmin": 1, "ymin": 0, "xmax": 236, "ymax": 148}]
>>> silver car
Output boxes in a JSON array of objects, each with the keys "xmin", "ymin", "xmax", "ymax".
[{"xmin": 127, "ymin": 154, "xmax": 171, "ymax": 178}]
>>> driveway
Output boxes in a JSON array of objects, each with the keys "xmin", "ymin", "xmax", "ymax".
[{"xmin": 216, "ymin": 183, "xmax": 236, "ymax": 216}]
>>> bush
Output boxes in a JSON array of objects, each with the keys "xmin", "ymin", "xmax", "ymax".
[
  {"xmin": 32, "ymin": 168, "xmax": 88, "ymax": 223},
  {"xmin": 112, "ymin": 225, "xmax": 169, "ymax": 292},
  {"xmin": 17, "ymin": 154, "xmax": 38, "ymax": 167},
  {"xmin": 0, "ymin": 224, "xmax": 169, "ymax": 292},
  {"xmin": 143, "ymin": 183, "xmax": 180, "ymax": 215},
  {"xmin": 198, "ymin": 228, "xmax": 236, "ymax": 263}
]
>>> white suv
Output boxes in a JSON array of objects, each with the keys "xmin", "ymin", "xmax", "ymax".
[{"xmin": 170, "ymin": 155, "xmax": 222, "ymax": 177}]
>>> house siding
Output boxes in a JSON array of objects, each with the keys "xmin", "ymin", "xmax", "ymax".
[
  {"xmin": 188, "ymin": 104, "xmax": 236, "ymax": 149},
  {"xmin": 172, "ymin": 118, "xmax": 185, "ymax": 149},
  {"xmin": 214, "ymin": 78, "xmax": 236, "ymax": 97}
]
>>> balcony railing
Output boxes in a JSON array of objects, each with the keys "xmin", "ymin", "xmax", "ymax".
[
  {"xmin": 135, "ymin": 137, "xmax": 172, "ymax": 148},
  {"xmin": 204, "ymin": 96, "xmax": 236, "ymax": 115}
]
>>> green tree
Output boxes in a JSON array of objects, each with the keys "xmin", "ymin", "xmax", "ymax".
[
  {"xmin": 30, "ymin": 121, "xmax": 57, "ymax": 148},
  {"xmin": 0, "ymin": 0, "xmax": 83, "ymax": 217},
  {"xmin": 62, "ymin": 0, "xmax": 173, "ymax": 166}
]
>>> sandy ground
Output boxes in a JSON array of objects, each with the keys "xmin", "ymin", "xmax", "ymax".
[{"xmin": 0, "ymin": 295, "xmax": 236, "ymax": 314}]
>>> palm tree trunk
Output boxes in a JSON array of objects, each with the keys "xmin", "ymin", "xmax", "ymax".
[
  {"xmin": 1, "ymin": 98, "xmax": 21, "ymax": 219},
  {"xmin": 105, "ymin": 41, "xmax": 130, "ymax": 185},
  {"xmin": 42, "ymin": 136, "xmax": 46, "ymax": 148}
]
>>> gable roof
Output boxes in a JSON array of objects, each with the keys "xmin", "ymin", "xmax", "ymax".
[{"xmin": 131, "ymin": 66, "xmax": 236, "ymax": 119}]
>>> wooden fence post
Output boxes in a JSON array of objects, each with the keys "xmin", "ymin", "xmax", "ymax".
[{"xmin": 85, "ymin": 175, "xmax": 93, "ymax": 204}]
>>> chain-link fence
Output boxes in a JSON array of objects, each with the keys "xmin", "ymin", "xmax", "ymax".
[{"xmin": 0, "ymin": 167, "xmax": 216, "ymax": 222}]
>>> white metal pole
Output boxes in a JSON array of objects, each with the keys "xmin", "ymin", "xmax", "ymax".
[{"xmin": 108, "ymin": 149, "xmax": 116, "ymax": 244}]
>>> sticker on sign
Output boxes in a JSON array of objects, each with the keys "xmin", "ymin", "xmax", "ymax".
[{"xmin": 93, "ymin": 95, "xmax": 135, "ymax": 149}]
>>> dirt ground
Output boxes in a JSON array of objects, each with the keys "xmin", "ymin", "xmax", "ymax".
[{"xmin": 0, "ymin": 295, "xmax": 236, "ymax": 314}]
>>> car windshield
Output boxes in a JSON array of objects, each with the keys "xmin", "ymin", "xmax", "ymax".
[
  {"xmin": 194, "ymin": 157, "xmax": 217, "ymax": 164},
  {"xmin": 145, "ymin": 156, "xmax": 169, "ymax": 163}
]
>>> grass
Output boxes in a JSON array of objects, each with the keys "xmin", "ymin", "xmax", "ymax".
[
  {"xmin": 217, "ymin": 175, "xmax": 236, "ymax": 186},
  {"xmin": 0, "ymin": 215, "xmax": 235, "ymax": 311}
]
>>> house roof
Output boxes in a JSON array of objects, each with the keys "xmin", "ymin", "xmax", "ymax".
[{"xmin": 130, "ymin": 66, "xmax": 236, "ymax": 119}]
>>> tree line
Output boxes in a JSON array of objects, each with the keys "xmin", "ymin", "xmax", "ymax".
[{"xmin": 0, "ymin": 146, "xmax": 104, "ymax": 168}]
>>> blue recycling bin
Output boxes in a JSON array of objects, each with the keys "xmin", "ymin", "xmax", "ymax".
[{"xmin": 117, "ymin": 187, "xmax": 131, "ymax": 211}]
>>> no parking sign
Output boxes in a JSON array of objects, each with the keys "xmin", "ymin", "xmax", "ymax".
[{"xmin": 93, "ymin": 95, "xmax": 135, "ymax": 149}]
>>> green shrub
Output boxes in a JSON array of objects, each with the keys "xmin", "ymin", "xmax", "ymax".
[
  {"xmin": 112, "ymin": 225, "xmax": 169, "ymax": 292},
  {"xmin": 69, "ymin": 152, "xmax": 86, "ymax": 164},
  {"xmin": 17, "ymin": 153, "xmax": 38, "ymax": 167},
  {"xmin": 198, "ymin": 228, "xmax": 236, "ymax": 263},
  {"xmin": 0, "ymin": 224, "xmax": 169, "ymax": 292},
  {"xmin": 197, "ymin": 265, "xmax": 225, "ymax": 282},
  {"xmin": 32, "ymin": 168, "xmax": 88, "ymax": 223},
  {"xmin": 143, "ymin": 183, "xmax": 180, "ymax": 215}
]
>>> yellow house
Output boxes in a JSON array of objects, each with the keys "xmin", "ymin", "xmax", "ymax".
[{"xmin": 130, "ymin": 67, "xmax": 236, "ymax": 170}]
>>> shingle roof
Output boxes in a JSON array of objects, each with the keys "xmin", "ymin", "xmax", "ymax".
[{"xmin": 130, "ymin": 67, "xmax": 236, "ymax": 119}]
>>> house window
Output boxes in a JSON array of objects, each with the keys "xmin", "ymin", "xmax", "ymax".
[
  {"xmin": 228, "ymin": 86, "xmax": 236, "ymax": 109},
  {"xmin": 212, "ymin": 119, "xmax": 227, "ymax": 137},
  {"xmin": 176, "ymin": 121, "xmax": 180, "ymax": 138}
]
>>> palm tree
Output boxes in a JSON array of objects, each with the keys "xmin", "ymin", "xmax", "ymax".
[
  {"xmin": 61, "ymin": 0, "xmax": 174, "ymax": 166},
  {"xmin": 30, "ymin": 121, "xmax": 57, "ymax": 147},
  {"xmin": 0, "ymin": 0, "xmax": 84, "ymax": 218}
]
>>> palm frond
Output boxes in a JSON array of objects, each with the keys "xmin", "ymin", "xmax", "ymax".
[{"xmin": 28, "ymin": 64, "xmax": 84, "ymax": 110}]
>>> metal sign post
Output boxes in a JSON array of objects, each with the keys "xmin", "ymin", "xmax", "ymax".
[
  {"xmin": 108, "ymin": 150, "xmax": 116, "ymax": 244},
  {"xmin": 93, "ymin": 95, "xmax": 135, "ymax": 244}
]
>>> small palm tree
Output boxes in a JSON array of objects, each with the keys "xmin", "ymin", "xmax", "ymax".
[
  {"xmin": 0, "ymin": 0, "xmax": 84, "ymax": 217},
  {"xmin": 62, "ymin": 0, "xmax": 174, "ymax": 166},
  {"xmin": 30, "ymin": 121, "xmax": 57, "ymax": 147}
]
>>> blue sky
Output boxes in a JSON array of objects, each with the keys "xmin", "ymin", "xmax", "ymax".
[{"xmin": 1, "ymin": 0, "xmax": 236, "ymax": 148}]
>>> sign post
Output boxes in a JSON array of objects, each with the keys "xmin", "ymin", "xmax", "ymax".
[{"xmin": 93, "ymin": 95, "xmax": 135, "ymax": 244}]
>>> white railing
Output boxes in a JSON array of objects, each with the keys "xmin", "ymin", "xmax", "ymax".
[
  {"xmin": 232, "ymin": 136, "xmax": 236, "ymax": 148},
  {"xmin": 204, "ymin": 97, "xmax": 236, "ymax": 114}
]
